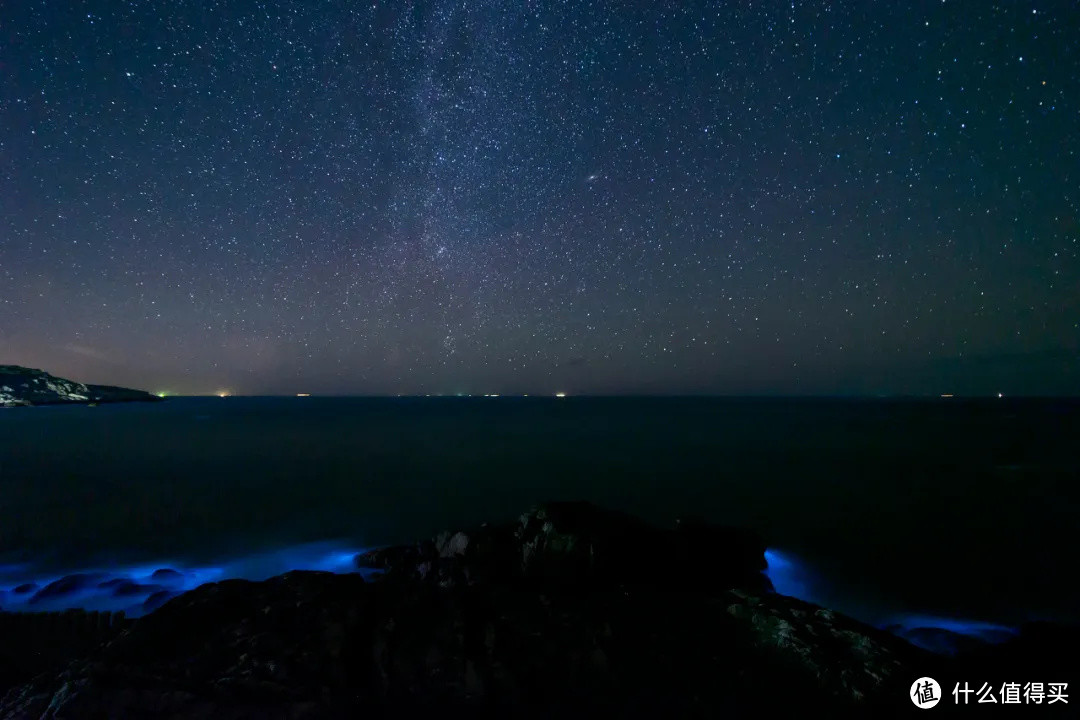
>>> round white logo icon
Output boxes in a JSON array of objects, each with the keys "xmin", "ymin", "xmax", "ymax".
[{"xmin": 911, "ymin": 677, "xmax": 942, "ymax": 709}]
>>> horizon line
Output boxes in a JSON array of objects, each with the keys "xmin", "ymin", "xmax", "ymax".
[{"xmin": 152, "ymin": 392, "xmax": 1077, "ymax": 400}]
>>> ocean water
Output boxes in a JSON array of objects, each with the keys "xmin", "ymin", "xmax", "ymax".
[{"xmin": 1, "ymin": 397, "xmax": 1077, "ymax": 637}]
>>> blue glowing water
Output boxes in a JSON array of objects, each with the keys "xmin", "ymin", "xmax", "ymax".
[
  {"xmin": 1, "ymin": 541, "xmax": 1022, "ymax": 655},
  {"xmin": 764, "ymin": 547, "xmax": 1019, "ymax": 654},
  {"xmin": 0, "ymin": 541, "xmax": 373, "ymax": 617},
  {"xmin": 1, "ymin": 396, "xmax": 1076, "ymax": 653},
  {"xmin": 763, "ymin": 549, "xmax": 818, "ymax": 603}
]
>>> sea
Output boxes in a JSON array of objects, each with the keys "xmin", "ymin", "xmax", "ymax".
[{"xmin": 1, "ymin": 396, "xmax": 1077, "ymax": 645}]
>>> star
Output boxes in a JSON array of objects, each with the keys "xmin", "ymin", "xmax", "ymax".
[{"xmin": 0, "ymin": 0, "xmax": 1073, "ymax": 395}]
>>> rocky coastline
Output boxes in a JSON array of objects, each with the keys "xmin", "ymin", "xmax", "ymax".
[
  {"xmin": 0, "ymin": 502, "xmax": 1075, "ymax": 717},
  {"xmin": 0, "ymin": 366, "xmax": 162, "ymax": 407}
]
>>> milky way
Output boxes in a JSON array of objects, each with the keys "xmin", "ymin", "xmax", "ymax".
[{"xmin": 1, "ymin": 1, "xmax": 1076, "ymax": 395}]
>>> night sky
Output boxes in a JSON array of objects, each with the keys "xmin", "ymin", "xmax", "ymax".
[{"xmin": 1, "ymin": 1, "xmax": 1076, "ymax": 396}]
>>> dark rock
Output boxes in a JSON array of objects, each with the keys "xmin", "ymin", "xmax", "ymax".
[
  {"xmin": 11, "ymin": 584, "xmax": 36, "ymax": 595},
  {"xmin": 141, "ymin": 590, "xmax": 178, "ymax": 613},
  {"xmin": 0, "ymin": 568, "xmax": 929, "ymax": 718},
  {"xmin": 0, "ymin": 609, "xmax": 132, "ymax": 699},
  {"xmin": 355, "ymin": 539, "xmax": 438, "ymax": 571},
  {"xmin": 356, "ymin": 501, "xmax": 771, "ymax": 594},
  {"xmin": 97, "ymin": 577, "xmax": 129, "ymax": 588},
  {"xmin": 673, "ymin": 514, "xmax": 770, "ymax": 587},
  {"xmin": 28, "ymin": 574, "xmax": 104, "ymax": 604},
  {"xmin": 0, "ymin": 365, "xmax": 162, "ymax": 407},
  {"xmin": 84, "ymin": 383, "xmax": 163, "ymax": 404},
  {"xmin": 725, "ymin": 590, "xmax": 940, "ymax": 703},
  {"xmin": 516, "ymin": 501, "xmax": 659, "ymax": 587},
  {"xmin": 1, "ymin": 503, "xmax": 1063, "ymax": 718}
]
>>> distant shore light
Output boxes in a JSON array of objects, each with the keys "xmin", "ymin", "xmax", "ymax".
[
  {"xmin": 555, "ymin": 392, "xmax": 567, "ymax": 398},
  {"xmin": 296, "ymin": 393, "xmax": 311, "ymax": 397}
]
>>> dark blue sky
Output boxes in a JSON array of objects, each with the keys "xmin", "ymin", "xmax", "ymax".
[{"xmin": 1, "ymin": 1, "xmax": 1076, "ymax": 395}]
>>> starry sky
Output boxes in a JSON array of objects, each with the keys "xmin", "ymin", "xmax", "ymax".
[{"xmin": 1, "ymin": 1, "xmax": 1077, "ymax": 396}]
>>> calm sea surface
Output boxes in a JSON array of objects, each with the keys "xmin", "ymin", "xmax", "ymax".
[{"xmin": 1, "ymin": 397, "xmax": 1077, "ymax": 627}]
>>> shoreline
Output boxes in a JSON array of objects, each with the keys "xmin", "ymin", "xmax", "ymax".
[
  {"xmin": 2, "ymin": 502, "xmax": 1075, "ymax": 716},
  {"xmin": 0, "ymin": 508, "xmax": 1037, "ymax": 654}
]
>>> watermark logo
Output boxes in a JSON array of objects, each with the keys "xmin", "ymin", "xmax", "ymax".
[
  {"xmin": 911, "ymin": 677, "xmax": 942, "ymax": 709},
  {"xmin": 953, "ymin": 681, "xmax": 1069, "ymax": 705},
  {"xmin": 910, "ymin": 679, "xmax": 1069, "ymax": 708}
]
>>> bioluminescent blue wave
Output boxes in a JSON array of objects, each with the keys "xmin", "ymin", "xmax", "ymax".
[
  {"xmin": 888, "ymin": 614, "xmax": 1018, "ymax": 639},
  {"xmin": 763, "ymin": 548, "xmax": 825, "ymax": 606},
  {"xmin": 0, "ymin": 540, "xmax": 371, "ymax": 617},
  {"xmin": 764, "ymin": 547, "xmax": 1017, "ymax": 655},
  {"xmin": 885, "ymin": 614, "xmax": 1019, "ymax": 655},
  {"xmin": 3, "ymin": 541, "xmax": 1023, "ymax": 656}
]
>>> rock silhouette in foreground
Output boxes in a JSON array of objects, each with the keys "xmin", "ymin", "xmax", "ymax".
[
  {"xmin": 1, "ymin": 502, "xmax": 1074, "ymax": 718},
  {"xmin": 0, "ymin": 365, "xmax": 161, "ymax": 407}
]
